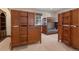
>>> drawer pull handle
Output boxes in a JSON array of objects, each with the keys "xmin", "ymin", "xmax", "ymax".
[{"xmin": 12, "ymin": 25, "xmax": 19, "ymax": 27}]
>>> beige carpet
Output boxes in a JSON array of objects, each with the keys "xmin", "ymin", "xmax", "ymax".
[{"xmin": 13, "ymin": 34, "xmax": 76, "ymax": 51}]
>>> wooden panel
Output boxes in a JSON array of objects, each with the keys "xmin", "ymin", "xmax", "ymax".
[
  {"xmin": 71, "ymin": 9, "xmax": 79, "ymax": 26},
  {"xmin": 58, "ymin": 13, "xmax": 63, "ymax": 41},
  {"xmin": 28, "ymin": 26, "xmax": 41, "ymax": 44},
  {"xmin": 62, "ymin": 27, "xmax": 71, "ymax": 45},
  {"xmin": 19, "ymin": 17, "xmax": 27, "ymax": 25},
  {"xmin": 0, "ymin": 18, "xmax": 1, "ymax": 30},
  {"xmin": 63, "ymin": 11, "xmax": 71, "ymax": 25},
  {"xmin": 28, "ymin": 12, "xmax": 35, "ymax": 25},
  {"xmin": 62, "ymin": 11, "xmax": 71, "ymax": 45},
  {"xmin": 58, "ymin": 13, "xmax": 63, "ymax": 26},
  {"xmin": 71, "ymin": 27, "xmax": 79, "ymax": 49},
  {"xmin": 19, "ymin": 27, "xmax": 27, "ymax": 35},
  {"xmin": 11, "ymin": 10, "xmax": 19, "ymax": 26},
  {"xmin": 19, "ymin": 11, "xmax": 28, "ymax": 45},
  {"xmin": 19, "ymin": 27, "xmax": 28, "ymax": 45},
  {"xmin": 11, "ymin": 10, "xmax": 20, "ymax": 47},
  {"xmin": 11, "ymin": 27, "xmax": 20, "ymax": 46},
  {"xmin": 20, "ymin": 11, "xmax": 27, "ymax": 16},
  {"xmin": 71, "ymin": 9, "xmax": 79, "ymax": 49}
]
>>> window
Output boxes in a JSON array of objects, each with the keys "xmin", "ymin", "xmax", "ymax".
[{"xmin": 35, "ymin": 14, "xmax": 42, "ymax": 26}]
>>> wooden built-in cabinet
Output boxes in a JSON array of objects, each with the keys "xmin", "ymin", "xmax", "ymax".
[
  {"xmin": 0, "ymin": 12, "xmax": 6, "ymax": 42},
  {"xmin": 11, "ymin": 10, "xmax": 27, "ymax": 47},
  {"xmin": 11, "ymin": 10, "xmax": 41, "ymax": 49},
  {"xmin": 58, "ymin": 8, "xmax": 79, "ymax": 49}
]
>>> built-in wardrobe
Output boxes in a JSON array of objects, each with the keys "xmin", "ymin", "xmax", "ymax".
[
  {"xmin": 0, "ymin": 10, "xmax": 6, "ymax": 42},
  {"xmin": 11, "ymin": 10, "xmax": 41, "ymax": 49},
  {"xmin": 58, "ymin": 8, "xmax": 79, "ymax": 49}
]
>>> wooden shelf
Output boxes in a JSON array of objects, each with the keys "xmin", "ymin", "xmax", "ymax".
[
  {"xmin": 0, "ymin": 13, "xmax": 6, "ymax": 42},
  {"xmin": 1, "ymin": 22, "xmax": 6, "ymax": 23},
  {"xmin": 0, "ymin": 16, "xmax": 5, "ymax": 18}
]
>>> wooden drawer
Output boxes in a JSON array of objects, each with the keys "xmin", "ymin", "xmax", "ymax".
[
  {"xmin": 20, "ymin": 36, "xmax": 27, "ymax": 42},
  {"xmin": 20, "ymin": 35, "xmax": 27, "ymax": 38},
  {"xmin": 28, "ymin": 37, "xmax": 39, "ymax": 44},
  {"xmin": 19, "ymin": 17, "xmax": 27, "ymax": 25},
  {"xmin": 62, "ymin": 27, "xmax": 71, "ymax": 45},
  {"xmin": 19, "ymin": 27, "xmax": 27, "ymax": 31},
  {"xmin": 12, "ymin": 28, "xmax": 19, "ymax": 34}
]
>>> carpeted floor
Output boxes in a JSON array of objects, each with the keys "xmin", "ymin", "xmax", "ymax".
[{"xmin": 13, "ymin": 34, "xmax": 76, "ymax": 51}]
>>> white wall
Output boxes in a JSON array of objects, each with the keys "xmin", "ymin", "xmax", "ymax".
[
  {"xmin": 1, "ymin": 8, "xmax": 11, "ymax": 36},
  {"xmin": 42, "ymin": 12, "xmax": 52, "ymax": 17}
]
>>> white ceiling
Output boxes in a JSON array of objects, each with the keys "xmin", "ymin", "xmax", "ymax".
[
  {"xmin": 11, "ymin": 8, "xmax": 73, "ymax": 13},
  {"xmin": 34, "ymin": 8, "xmax": 67, "ymax": 12}
]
